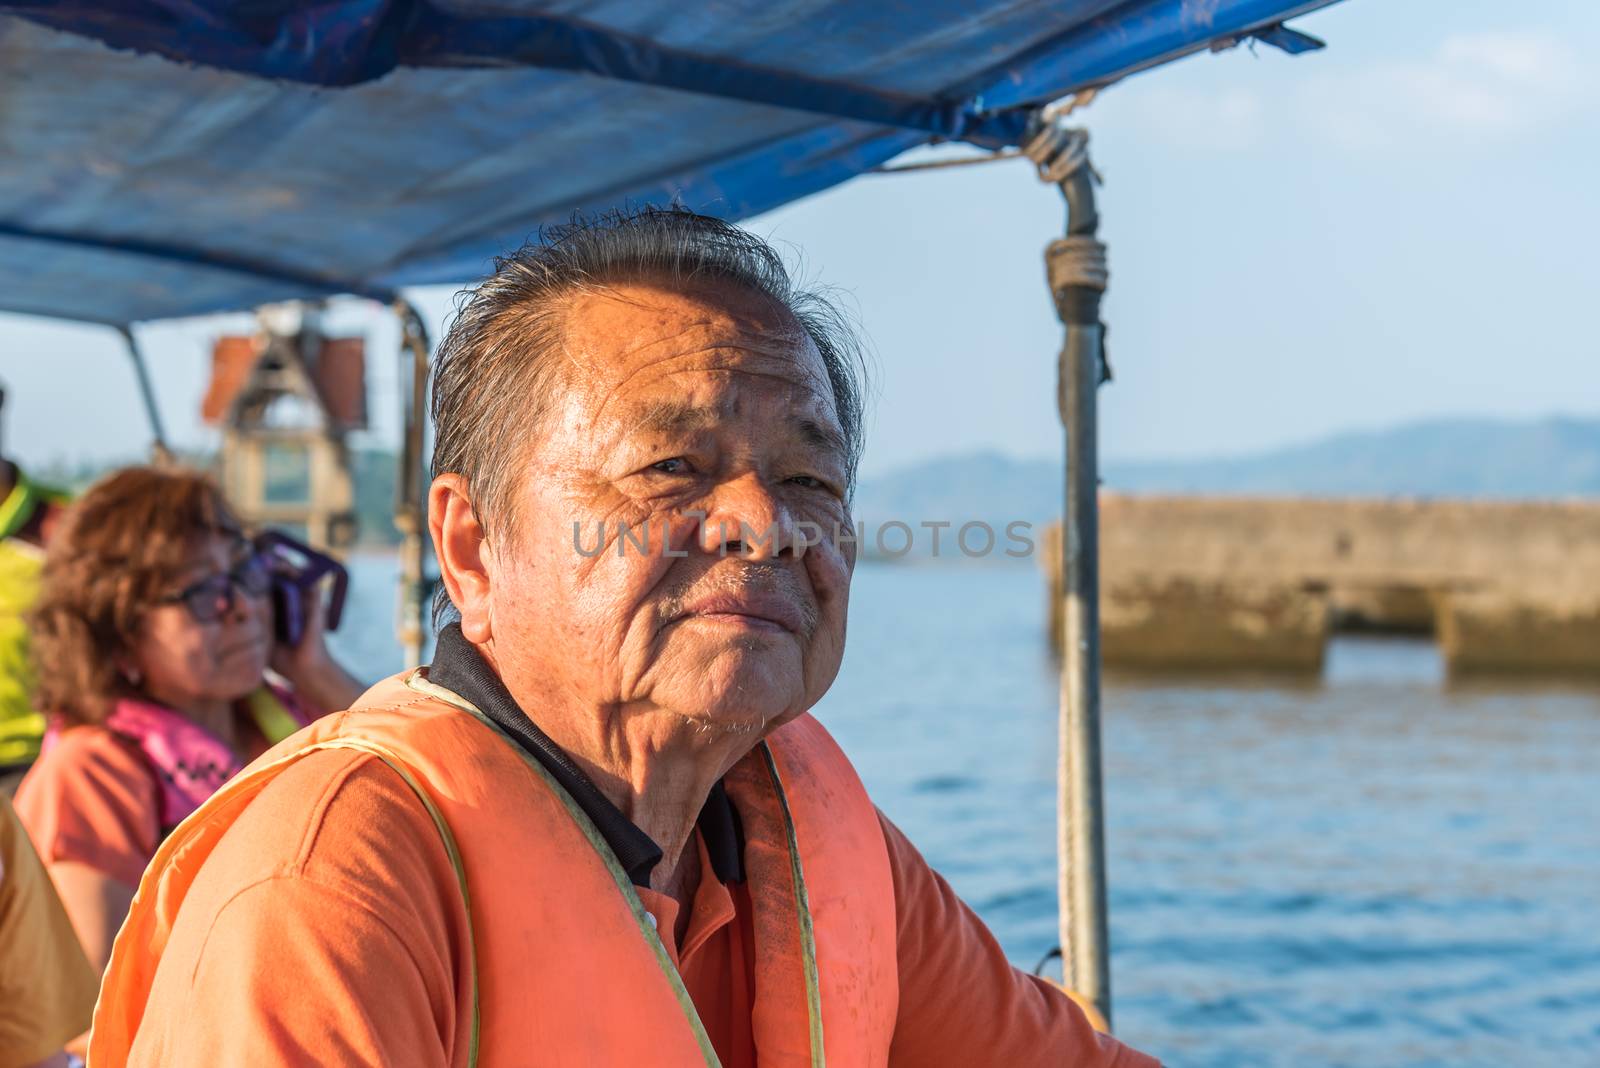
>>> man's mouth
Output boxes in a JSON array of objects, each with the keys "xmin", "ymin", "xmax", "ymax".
[{"xmin": 671, "ymin": 591, "xmax": 807, "ymax": 635}]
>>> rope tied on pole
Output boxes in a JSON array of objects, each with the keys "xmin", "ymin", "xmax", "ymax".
[
  {"xmin": 1028, "ymin": 116, "xmax": 1112, "ymax": 384},
  {"xmin": 1026, "ymin": 120, "xmax": 1109, "ymax": 302},
  {"xmin": 1044, "ymin": 235, "xmax": 1112, "ymax": 386},
  {"xmin": 1022, "ymin": 121, "xmax": 1098, "ymax": 187},
  {"xmin": 1044, "ymin": 236, "xmax": 1109, "ymax": 294}
]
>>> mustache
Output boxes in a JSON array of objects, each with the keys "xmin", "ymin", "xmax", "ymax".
[{"xmin": 658, "ymin": 564, "xmax": 819, "ymax": 638}]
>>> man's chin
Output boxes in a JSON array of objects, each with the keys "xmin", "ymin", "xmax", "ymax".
[
  {"xmin": 642, "ymin": 644, "xmax": 811, "ymax": 735},
  {"xmin": 660, "ymin": 681, "xmax": 804, "ymax": 739},
  {"xmin": 672, "ymin": 708, "xmax": 773, "ymax": 738}
]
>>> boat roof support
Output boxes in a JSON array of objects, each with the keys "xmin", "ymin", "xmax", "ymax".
[
  {"xmin": 117, "ymin": 325, "xmax": 174, "ymax": 464},
  {"xmin": 1027, "ymin": 113, "xmax": 1114, "ymax": 1030},
  {"xmin": 393, "ymin": 300, "xmax": 432, "ymax": 667}
]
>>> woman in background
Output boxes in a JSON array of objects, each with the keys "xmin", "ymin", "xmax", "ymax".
[{"xmin": 13, "ymin": 466, "xmax": 363, "ymax": 976}]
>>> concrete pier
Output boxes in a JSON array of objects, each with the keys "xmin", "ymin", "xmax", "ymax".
[{"xmin": 1045, "ymin": 495, "xmax": 1600, "ymax": 677}]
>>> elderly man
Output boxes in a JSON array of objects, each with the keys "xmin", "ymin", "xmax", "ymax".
[{"xmin": 94, "ymin": 209, "xmax": 1157, "ymax": 1067}]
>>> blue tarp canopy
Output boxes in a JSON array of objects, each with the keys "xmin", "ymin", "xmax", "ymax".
[{"xmin": 0, "ymin": 1, "xmax": 1337, "ymax": 325}]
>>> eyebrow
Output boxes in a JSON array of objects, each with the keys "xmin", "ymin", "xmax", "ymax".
[
  {"xmin": 630, "ymin": 401, "xmax": 847, "ymax": 458},
  {"xmin": 796, "ymin": 417, "xmax": 847, "ymax": 458},
  {"xmin": 632, "ymin": 401, "xmax": 722, "ymax": 437}
]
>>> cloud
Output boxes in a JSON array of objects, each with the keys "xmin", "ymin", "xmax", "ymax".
[
  {"xmin": 1096, "ymin": 27, "xmax": 1589, "ymax": 156},
  {"xmin": 1301, "ymin": 29, "xmax": 1587, "ymax": 149},
  {"xmin": 1121, "ymin": 84, "xmax": 1267, "ymax": 151}
]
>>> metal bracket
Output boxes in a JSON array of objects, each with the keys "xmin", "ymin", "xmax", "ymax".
[
  {"xmin": 1211, "ymin": 21, "xmax": 1327, "ymax": 56},
  {"xmin": 117, "ymin": 325, "xmax": 175, "ymax": 463}
]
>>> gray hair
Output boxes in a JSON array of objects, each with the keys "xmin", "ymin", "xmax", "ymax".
[{"xmin": 430, "ymin": 206, "xmax": 869, "ymax": 542}]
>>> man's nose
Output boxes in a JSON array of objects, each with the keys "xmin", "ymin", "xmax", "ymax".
[{"xmin": 699, "ymin": 474, "xmax": 797, "ymax": 560}]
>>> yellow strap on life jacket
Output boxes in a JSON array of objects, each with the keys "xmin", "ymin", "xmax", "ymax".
[
  {"xmin": 244, "ymin": 688, "xmax": 302, "ymax": 746},
  {"xmin": 0, "ymin": 468, "xmax": 70, "ymax": 766},
  {"xmin": 0, "ymin": 478, "xmax": 35, "ymax": 542},
  {"xmin": 0, "ymin": 467, "xmax": 68, "ymax": 542},
  {"xmin": 0, "ymin": 540, "xmax": 45, "ymax": 767}
]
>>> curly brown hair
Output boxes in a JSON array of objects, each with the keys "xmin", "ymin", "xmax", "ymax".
[{"xmin": 28, "ymin": 466, "xmax": 245, "ymax": 726}]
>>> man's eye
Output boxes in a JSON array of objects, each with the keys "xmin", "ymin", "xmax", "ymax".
[
  {"xmin": 650, "ymin": 458, "xmax": 691, "ymax": 474},
  {"xmin": 790, "ymin": 475, "xmax": 845, "ymax": 500}
]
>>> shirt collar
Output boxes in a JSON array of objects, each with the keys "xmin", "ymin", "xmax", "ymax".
[{"xmin": 427, "ymin": 623, "xmax": 744, "ymax": 887}]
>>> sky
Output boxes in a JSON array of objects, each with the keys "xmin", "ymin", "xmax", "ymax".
[{"xmin": 1, "ymin": 0, "xmax": 1596, "ymax": 478}]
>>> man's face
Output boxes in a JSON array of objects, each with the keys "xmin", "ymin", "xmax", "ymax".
[{"xmin": 485, "ymin": 280, "xmax": 855, "ymax": 736}]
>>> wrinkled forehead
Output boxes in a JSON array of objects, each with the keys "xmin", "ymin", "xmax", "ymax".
[{"xmin": 554, "ymin": 280, "xmax": 837, "ymax": 429}]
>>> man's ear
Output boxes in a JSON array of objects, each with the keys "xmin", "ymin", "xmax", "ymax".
[{"xmin": 429, "ymin": 474, "xmax": 494, "ymax": 644}]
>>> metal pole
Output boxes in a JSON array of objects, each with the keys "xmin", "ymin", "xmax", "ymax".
[
  {"xmin": 1029, "ymin": 120, "xmax": 1113, "ymax": 1028},
  {"xmin": 393, "ymin": 300, "xmax": 431, "ymax": 667},
  {"xmin": 117, "ymin": 325, "xmax": 175, "ymax": 464}
]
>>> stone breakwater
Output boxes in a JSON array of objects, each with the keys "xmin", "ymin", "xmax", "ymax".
[{"xmin": 1044, "ymin": 495, "xmax": 1600, "ymax": 676}]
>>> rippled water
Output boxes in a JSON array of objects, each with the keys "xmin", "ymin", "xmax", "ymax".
[{"xmin": 334, "ymin": 556, "xmax": 1600, "ymax": 1067}]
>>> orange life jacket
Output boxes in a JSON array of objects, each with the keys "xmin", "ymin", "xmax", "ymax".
[{"xmin": 92, "ymin": 670, "xmax": 901, "ymax": 1067}]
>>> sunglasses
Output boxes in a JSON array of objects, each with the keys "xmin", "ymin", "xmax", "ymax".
[{"xmin": 160, "ymin": 552, "xmax": 273, "ymax": 624}]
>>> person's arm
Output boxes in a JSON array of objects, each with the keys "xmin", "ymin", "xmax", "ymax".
[
  {"xmin": 11, "ymin": 730, "xmax": 159, "ymax": 1057},
  {"xmin": 10, "ymin": 728, "xmax": 159, "ymax": 974},
  {"xmin": 879, "ymin": 811, "xmax": 1161, "ymax": 1068},
  {"xmin": 151, "ymin": 875, "xmax": 455, "ymax": 1067},
  {"xmin": 43, "ymin": 860, "xmax": 135, "ymax": 972},
  {"xmin": 109, "ymin": 751, "xmax": 468, "ymax": 1067},
  {"xmin": 0, "ymin": 797, "xmax": 99, "ymax": 1068},
  {"xmin": 28, "ymin": 860, "xmax": 124, "ymax": 1058},
  {"xmin": 18, "ymin": 1054, "xmax": 68, "ymax": 1068}
]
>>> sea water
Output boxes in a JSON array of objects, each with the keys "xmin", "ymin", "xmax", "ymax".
[{"xmin": 332, "ymin": 556, "xmax": 1600, "ymax": 1068}]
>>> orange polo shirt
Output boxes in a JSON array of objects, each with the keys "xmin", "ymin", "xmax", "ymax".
[{"xmin": 117, "ymin": 748, "xmax": 1157, "ymax": 1067}]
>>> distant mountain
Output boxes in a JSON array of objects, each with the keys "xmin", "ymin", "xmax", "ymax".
[
  {"xmin": 853, "ymin": 451, "xmax": 1060, "ymax": 528},
  {"xmin": 41, "ymin": 417, "xmax": 1593, "ymax": 554},
  {"xmin": 849, "ymin": 417, "xmax": 1600, "ymax": 558},
  {"xmin": 1101, "ymin": 416, "xmax": 1600, "ymax": 498},
  {"xmin": 850, "ymin": 451, "xmax": 1058, "ymax": 561}
]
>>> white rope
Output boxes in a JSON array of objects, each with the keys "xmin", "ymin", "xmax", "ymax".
[
  {"xmin": 1028, "ymin": 114, "xmax": 1107, "ymax": 292},
  {"xmin": 870, "ymin": 149, "xmax": 1022, "ymax": 175},
  {"xmin": 1040, "ymin": 88, "xmax": 1099, "ymax": 123},
  {"xmin": 873, "ymin": 89, "xmax": 1103, "ymax": 177},
  {"xmin": 1022, "ymin": 120, "xmax": 1099, "ymax": 186}
]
